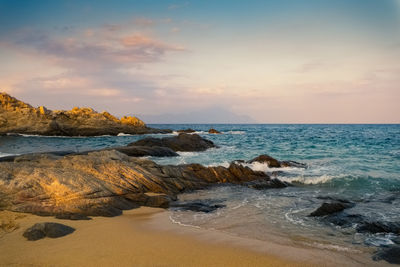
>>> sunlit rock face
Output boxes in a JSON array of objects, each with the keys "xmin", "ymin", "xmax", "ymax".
[
  {"xmin": 0, "ymin": 92, "xmax": 168, "ymax": 136},
  {"xmin": 0, "ymin": 150, "xmax": 280, "ymax": 217}
]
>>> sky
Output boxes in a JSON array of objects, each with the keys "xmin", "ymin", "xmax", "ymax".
[{"xmin": 0, "ymin": 0, "xmax": 399, "ymax": 123}]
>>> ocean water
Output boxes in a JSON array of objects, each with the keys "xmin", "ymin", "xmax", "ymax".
[{"xmin": 1, "ymin": 124, "xmax": 399, "ymax": 252}]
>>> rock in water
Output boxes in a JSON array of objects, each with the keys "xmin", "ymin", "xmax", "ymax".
[
  {"xmin": 170, "ymin": 202, "xmax": 225, "ymax": 213},
  {"xmin": 129, "ymin": 133, "xmax": 216, "ymax": 152},
  {"xmin": 373, "ymin": 245, "xmax": 400, "ymax": 264},
  {"xmin": 308, "ymin": 202, "xmax": 352, "ymax": 217},
  {"xmin": 208, "ymin": 128, "xmax": 222, "ymax": 134},
  {"xmin": 177, "ymin": 128, "xmax": 196, "ymax": 133},
  {"xmin": 247, "ymin": 154, "xmax": 281, "ymax": 167},
  {"xmin": 23, "ymin": 222, "xmax": 75, "ymax": 241},
  {"xmin": 0, "ymin": 92, "xmax": 170, "ymax": 136}
]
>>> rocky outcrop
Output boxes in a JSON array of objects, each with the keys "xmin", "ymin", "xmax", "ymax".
[
  {"xmin": 23, "ymin": 222, "xmax": 75, "ymax": 241},
  {"xmin": 373, "ymin": 245, "xmax": 400, "ymax": 264},
  {"xmin": 0, "ymin": 92, "xmax": 170, "ymax": 136},
  {"xmin": 129, "ymin": 133, "xmax": 216, "ymax": 152},
  {"xmin": 248, "ymin": 154, "xmax": 307, "ymax": 168},
  {"xmin": 208, "ymin": 128, "xmax": 222, "ymax": 134},
  {"xmin": 0, "ymin": 150, "xmax": 282, "ymax": 217}
]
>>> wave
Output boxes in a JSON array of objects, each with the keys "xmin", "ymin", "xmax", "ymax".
[{"xmin": 0, "ymin": 152, "xmax": 19, "ymax": 158}]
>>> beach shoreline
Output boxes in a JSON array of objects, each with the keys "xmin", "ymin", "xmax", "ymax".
[{"xmin": 0, "ymin": 208, "xmax": 385, "ymax": 267}]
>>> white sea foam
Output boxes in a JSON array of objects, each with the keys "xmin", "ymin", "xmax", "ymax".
[
  {"xmin": 0, "ymin": 152, "xmax": 19, "ymax": 158},
  {"xmin": 169, "ymin": 215, "xmax": 201, "ymax": 229},
  {"xmin": 304, "ymin": 242, "xmax": 361, "ymax": 253},
  {"xmin": 117, "ymin": 133, "xmax": 132, "ymax": 136}
]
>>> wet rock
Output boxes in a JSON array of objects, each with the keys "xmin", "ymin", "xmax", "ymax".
[
  {"xmin": 177, "ymin": 128, "xmax": 196, "ymax": 133},
  {"xmin": 309, "ymin": 202, "xmax": 353, "ymax": 217},
  {"xmin": 373, "ymin": 245, "xmax": 400, "ymax": 264},
  {"xmin": 280, "ymin": 161, "xmax": 307, "ymax": 168},
  {"xmin": 23, "ymin": 222, "xmax": 75, "ymax": 241},
  {"xmin": 171, "ymin": 202, "xmax": 225, "ymax": 213},
  {"xmin": 324, "ymin": 213, "xmax": 364, "ymax": 227},
  {"xmin": 356, "ymin": 221, "xmax": 400, "ymax": 234},
  {"xmin": 55, "ymin": 214, "xmax": 91, "ymax": 220},
  {"xmin": 245, "ymin": 178, "xmax": 289, "ymax": 189},
  {"xmin": 129, "ymin": 133, "xmax": 216, "ymax": 152},
  {"xmin": 247, "ymin": 154, "xmax": 281, "ymax": 167},
  {"xmin": 208, "ymin": 128, "xmax": 222, "ymax": 134},
  {"xmin": 113, "ymin": 146, "xmax": 178, "ymax": 157}
]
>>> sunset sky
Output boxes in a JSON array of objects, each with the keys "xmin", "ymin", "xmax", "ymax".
[{"xmin": 0, "ymin": 0, "xmax": 399, "ymax": 123}]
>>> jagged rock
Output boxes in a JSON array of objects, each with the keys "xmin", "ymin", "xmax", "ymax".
[
  {"xmin": 308, "ymin": 202, "xmax": 353, "ymax": 217},
  {"xmin": 0, "ymin": 150, "xmax": 282, "ymax": 217},
  {"xmin": 244, "ymin": 178, "xmax": 289, "ymax": 189},
  {"xmin": 280, "ymin": 161, "xmax": 307, "ymax": 168},
  {"xmin": 0, "ymin": 92, "xmax": 170, "ymax": 136},
  {"xmin": 177, "ymin": 128, "xmax": 196, "ymax": 133},
  {"xmin": 373, "ymin": 245, "xmax": 400, "ymax": 264},
  {"xmin": 23, "ymin": 222, "xmax": 75, "ymax": 241},
  {"xmin": 208, "ymin": 128, "xmax": 222, "ymax": 134},
  {"xmin": 129, "ymin": 133, "xmax": 216, "ymax": 152},
  {"xmin": 170, "ymin": 202, "xmax": 225, "ymax": 213}
]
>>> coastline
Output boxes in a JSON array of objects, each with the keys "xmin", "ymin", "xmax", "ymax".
[{"xmin": 0, "ymin": 208, "xmax": 385, "ymax": 267}]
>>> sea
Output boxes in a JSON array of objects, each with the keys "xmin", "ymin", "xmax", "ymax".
[{"xmin": 1, "ymin": 124, "xmax": 399, "ymax": 253}]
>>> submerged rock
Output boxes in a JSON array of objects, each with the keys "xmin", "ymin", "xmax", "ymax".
[
  {"xmin": 0, "ymin": 92, "xmax": 170, "ymax": 136},
  {"xmin": 129, "ymin": 133, "xmax": 216, "ymax": 152},
  {"xmin": 308, "ymin": 202, "xmax": 353, "ymax": 217},
  {"xmin": 208, "ymin": 128, "xmax": 222, "ymax": 134},
  {"xmin": 373, "ymin": 245, "xmax": 400, "ymax": 264},
  {"xmin": 23, "ymin": 222, "xmax": 75, "ymax": 241},
  {"xmin": 170, "ymin": 202, "xmax": 225, "ymax": 213},
  {"xmin": 356, "ymin": 221, "xmax": 400, "ymax": 234}
]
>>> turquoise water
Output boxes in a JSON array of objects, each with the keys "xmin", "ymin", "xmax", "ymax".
[{"xmin": 1, "ymin": 124, "xmax": 399, "ymax": 251}]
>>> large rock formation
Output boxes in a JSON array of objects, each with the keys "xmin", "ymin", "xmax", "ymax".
[
  {"xmin": 0, "ymin": 92, "xmax": 170, "ymax": 136},
  {"xmin": 0, "ymin": 150, "xmax": 285, "ymax": 217},
  {"xmin": 129, "ymin": 133, "xmax": 216, "ymax": 152}
]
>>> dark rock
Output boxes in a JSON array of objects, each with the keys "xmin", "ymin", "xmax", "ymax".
[
  {"xmin": 23, "ymin": 222, "xmax": 75, "ymax": 241},
  {"xmin": 208, "ymin": 128, "xmax": 222, "ymax": 134},
  {"xmin": 171, "ymin": 202, "xmax": 225, "ymax": 213},
  {"xmin": 309, "ymin": 202, "xmax": 353, "ymax": 217},
  {"xmin": 247, "ymin": 154, "xmax": 281, "ymax": 167},
  {"xmin": 177, "ymin": 128, "xmax": 196, "ymax": 133},
  {"xmin": 373, "ymin": 245, "xmax": 400, "ymax": 264},
  {"xmin": 245, "ymin": 178, "xmax": 289, "ymax": 189},
  {"xmin": 280, "ymin": 160, "xmax": 307, "ymax": 168},
  {"xmin": 129, "ymin": 133, "xmax": 216, "ymax": 152},
  {"xmin": 113, "ymin": 146, "xmax": 178, "ymax": 157},
  {"xmin": 356, "ymin": 221, "xmax": 400, "ymax": 234},
  {"xmin": 392, "ymin": 236, "xmax": 400, "ymax": 245},
  {"xmin": 324, "ymin": 213, "xmax": 364, "ymax": 227},
  {"xmin": 55, "ymin": 213, "xmax": 91, "ymax": 220}
]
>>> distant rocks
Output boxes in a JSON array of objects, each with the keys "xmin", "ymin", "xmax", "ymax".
[
  {"xmin": 0, "ymin": 92, "xmax": 170, "ymax": 136},
  {"xmin": 23, "ymin": 222, "xmax": 75, "ymax": 241},
  {"xmin": 208, "ymin": 128, "xmax": 222, "ymax": 134},
  {"xmin": 129, "ymin": 133, "xmax": 216, "ymax": 152},
  {"xmin": 177, "ymin": 128, "xmax": 196, "ymax": 133},
  {"xmin": 308, "ymin": 202, "xmax": 353, "ymax": 217},
  {"xmin": 247, "ymin": 154, "xmax": 307, "ymax": 168}
]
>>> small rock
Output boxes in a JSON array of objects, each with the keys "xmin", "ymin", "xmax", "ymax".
[
  {"xmin": 23, "ymin": 222, "xmax": 75, "ymax": 241},
  {"xmin": 177, "ymin": 128, "xmax": 196, "ymax": 133},
  {"xmin": 55, "ymin": 213, "xmax": 91, "ymax": 220},
  {"xmin": 373, "ymin": 245, "xmax": 400, "ymax": 264},
  {"xmin": 247, "ymin": 154, "xmax": 281, "ymax": 167},
  {"xmin": 309, "ymin": 202, "xmax": 353, "ymax": 217},
  {"xmin": 208, "ymin": 128, "xmax": 222, "ymax": 134}
]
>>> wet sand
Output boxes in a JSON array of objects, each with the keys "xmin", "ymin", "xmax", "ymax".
[{"xmin": 0, "ymin": 208, "xmax": 386, "ymax": 267}]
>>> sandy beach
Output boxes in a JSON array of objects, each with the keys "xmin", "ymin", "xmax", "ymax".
[{"xmin": 0, "ymin": 208, "xmax": 385, "ymax": 267}]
